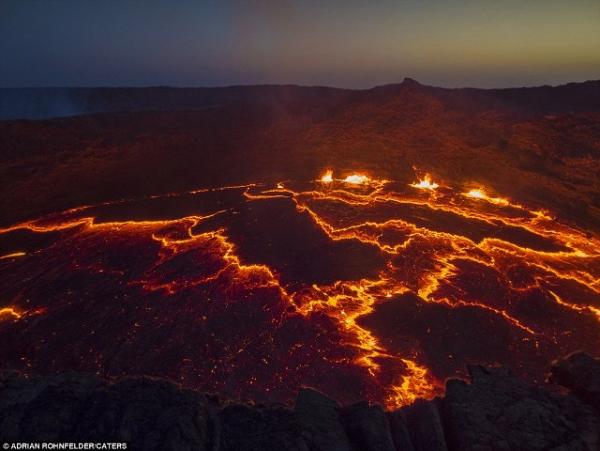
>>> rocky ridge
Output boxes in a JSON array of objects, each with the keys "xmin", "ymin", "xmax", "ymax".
[{"xmin": 0, "ymin": 352, "xmax": 599, "ymax": 450}]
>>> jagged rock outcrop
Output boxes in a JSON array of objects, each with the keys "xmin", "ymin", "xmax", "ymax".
[
  {"xmin": 388, "ymin": 409, "xmax": 415, "ymax": 451},
  {"xmin": 1, "ymin": 353, "xmax": 599, "ymax": 450},
  {"xmin": 218, "ymin": 403, "xmax": 306, "ymax": 451},
  {"xmin": 339, "ymin": 401, "xmax": 396, "ymax": 451},
  {"xmin": 400, "ymin": 399, "xmax": 447, "ymax": 451},
  {"xmin": 550, "ymin": 351, "xmax": 600, "ymax": 412},
  {"xmin": 0, "ymin": 371, "xmax": 214, "ymax": 450},
  {"xmin": 443, "ymin": 365, "xmax": 599, "ymax": 451},
  {"xmin": 295, "ymin": 388, "xmax": 351, "ymax": 451}
]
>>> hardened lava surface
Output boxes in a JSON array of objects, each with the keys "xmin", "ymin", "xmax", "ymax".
[{"xmin": 0, "ymin": 171, "xmax": 598, "ymax": 409}]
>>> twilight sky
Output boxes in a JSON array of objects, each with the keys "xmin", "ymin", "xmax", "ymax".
[{"xmin": 1, "ymin": 0, "xmax": 599, "ymax": 88}]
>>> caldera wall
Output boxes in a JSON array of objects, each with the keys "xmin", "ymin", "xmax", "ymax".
[{"xmin": 0, "ymin": 352, "xmax": 598, "ymax": 451}]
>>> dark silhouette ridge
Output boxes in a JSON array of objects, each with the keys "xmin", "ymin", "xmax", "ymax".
[
  {"xmin": 1, "ymin": 79, "xmax": 599, "ymax": 120},
  {"xmin": 1, "ymin": 353, "xmax": 598, "ymax": 450}
]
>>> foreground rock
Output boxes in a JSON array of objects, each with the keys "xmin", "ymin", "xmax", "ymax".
[
  {"xmin": 1, "ymin": 353, "xmax": 599, "ymax": 450},
  {"xmin": 294, "ymin": 388, "xmax": 351, "ymax": 451},
  {"xmin": 339, "ymin": 401, "xmax": 396, "ymax": 451},
  {"xmin": 218, "ymin": 403, "xmax": 306, "ymax": 451},
  {"xmin": 551, "ymin": 351, "xmax": 600, "ymax": 412},
  {"xmin": 443, "ymin": 365, "xmax": 599, "ymax": 451},
  {"xmin": 0, "ymin": 372, "xmax": 215, "ymax": 450},
  {"xmin": 399, "ymin": 399, "xmax": 447, "ymax": 451}
]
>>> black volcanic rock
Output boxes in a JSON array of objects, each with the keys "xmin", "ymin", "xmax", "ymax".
[
  {"xmin": 294, "ymin": 388, "xmax": 352, "ymax": 451},
  {"xmin": 1, "ymin": 355, "xmax": 600, "ymax": 450},
  {"xmin": 400, "ymin": 399, "xmax": 447, "ymax": 451},
  {"xmin": 387, "ymin": 409, "xmax": 415, "ymax": 451},
  {"xmin": 218, "ymin": 403, "xmax": 307, "ymax": 451},
  {"xmin": 339, "ymin": 401, "xmax": 396, "ymax": 451},
  {"xmin": 442, "ymin": 365, "xmax": 600, "ymax": 451},
  {"xmin": 551, "ymin": 351, "xmax": 600, "ymax": 412},
  {"xmin": 0, "ymin": 371, "xmax": 214, "ymax": 450}
]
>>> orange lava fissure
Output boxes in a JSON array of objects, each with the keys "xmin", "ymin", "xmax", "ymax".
[{"xmin": 0, "ymin": 173, "xmax": 599, "ymax": 409}]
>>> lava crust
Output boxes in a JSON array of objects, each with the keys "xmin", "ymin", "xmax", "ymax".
[{"xmin": 1, "ymin": 171, "xmax": 598, "ymax": 409}]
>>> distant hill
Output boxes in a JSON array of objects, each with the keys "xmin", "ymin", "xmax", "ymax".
[
  {"xmin": 0, "ymin": 85, "xmax": 349, "ymax": 120},
  {"xmin": 1, "ymin": 78, "xmax": 600, "ymax": 120}
]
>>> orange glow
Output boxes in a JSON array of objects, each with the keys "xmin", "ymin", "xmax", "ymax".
[
  {"xmin": 320, "ymin": 169, "xmax": 334, "ymax": 183},
  {"xmin": 410, "ymin": 174, "xmax": 439, "ymax": 190},
  {"xmin": 343, "ymin": 174, "xmax": 370, "ymax": 185},
  {"xmin": 387, "ymin": 359, "xmax": 441, "ymax": 406},
  {"xmin": 464, "ymin": 188, "xmax": 510, "ymax": 206},
  {"xmin": 0, "ymin": 252, "xmax": 26, "ymax": 260},
  {"xmin": 0, "ymin": 307, "xmax": 22, "ymax": 320},
  {"xmin": 465, "ymin": 188, "xmax": 486, "ymax": 199},
  {"xmin": 549, "ymin": 291, "xmax": 600, "ymax": 322}
]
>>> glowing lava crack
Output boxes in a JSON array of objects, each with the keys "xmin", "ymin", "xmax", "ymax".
[{"xmin": 0, "ymin": 173, "xmax": 598, "ymax": 409}]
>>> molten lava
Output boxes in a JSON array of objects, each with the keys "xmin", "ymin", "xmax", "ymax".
[
  {"xmin": 410, "ymin": 174, "xmax": 439, "ymax": 191},
  {"xmin": 0, "ymin": 171, "xmax": 598, "ymax": 409},
  {"xmin": 320, "ymin": 170, "xmax": 334, "ymax": 183},
  {"xmin": 0, "ymin": 307, "xmax": 21, "ymax": 320},
  {"xmin": 0, "ymin": 252, "xmax": 26, "ymax": 260},
  {"xmin": 464, "ymin": 188, "xmax": 510, "ymax": 206},
  {"xmin": 343, "ymin": 174, "xmax": 370, "ymax": 185}
]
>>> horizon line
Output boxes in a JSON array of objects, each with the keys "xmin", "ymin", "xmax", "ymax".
[{"xmin": 2, "ymin": 77, "xmax": 599, "ymax": 92}]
